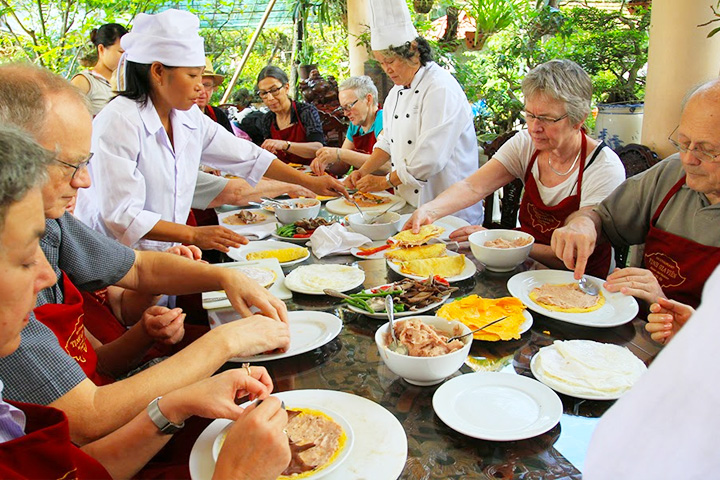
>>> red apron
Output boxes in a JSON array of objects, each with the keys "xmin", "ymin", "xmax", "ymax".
[
  {"xmin": 270, "ymin": 101, "xmax": 311, "ymax": 165},
  {"xmin": 351, "ymin": 111, "xmax": 381, "ymax": 154},
  {"xmin": 33, "ymin": 273, "xmax": 114, "ymax": 386},
  {"xmin": 0, "ymin": 401, "xmax": 111, "ymax": 479},
  {"xmin": 518, "ymin": 133, "xmax": 612, "ymax": 278},
  {"xmin": 643, "ymin": 176, "xmax": 720, "ymax": 308}
]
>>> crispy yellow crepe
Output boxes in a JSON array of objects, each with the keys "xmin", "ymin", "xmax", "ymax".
[
  {"xmin": 437, "ymin": 295, "xmax": 527, "ymax": 341},
  {"xmin": 385, "ymin": 243, "xmax": 446, "ymax": 262},
  {"xmin": 390, "ymin": 225, "xmax": 445, "ymax": 247},
  {"xmin": 400, "ymin": 254, "xmax": 465, "ymax": 277}
]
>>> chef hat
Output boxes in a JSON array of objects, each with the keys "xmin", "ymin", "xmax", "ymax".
[
  {"xmin": 121, "ymin": 9, "xmax": 205, "ymax": 67},
  {"xmin": 368, "ymin": 0, "xmax": 419, "ymax": 51}
]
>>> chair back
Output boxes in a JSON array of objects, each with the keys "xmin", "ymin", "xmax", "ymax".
[{"xmin": 482, "ymin": 131, "xmax": 523, "ymax": 229}]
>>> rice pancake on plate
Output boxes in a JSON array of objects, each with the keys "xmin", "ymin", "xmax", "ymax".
[
  {"xmin": 529, "ymin": 283, "xmax": 605, "ymax": 313},
  {"xmin": 390, "ymin": 225, "xmax": 445, "ymax": 247},
  {"xmin": 399, "ymin": 255, "xmax": 466, "ymax": 278},
  {"xmin": 437, "ymin": 295, "xmax": 527, "ymax": 341},
  {"xmin": 385, "ymin": 243, "xmax": 446, "ymax": 262},
  {"xmin": 235, "ymin": 266, "xmax": 276, "ymax": 288}
]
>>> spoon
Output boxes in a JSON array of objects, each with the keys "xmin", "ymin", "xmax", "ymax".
[
  {"xmin": 323, "ymin": 288, "xmax": 355, "ymax": 300},
  {"xmin": 385, "ymin": 295, "xmax": 407, "ymax": 354},
  {"xmin": 347, "ymin": 195, "xmax": 369, "ymax": 222},
  {"xmin": 577, "ymin": 276, "xmax": 600, "ymax": 296},
  {"xmin": 446, "ymin": 316, "xmax": 508, "ymax": 343},
  {"xmin": 366, "ymin": 204, "xmax": 396, "ymax": 225}
]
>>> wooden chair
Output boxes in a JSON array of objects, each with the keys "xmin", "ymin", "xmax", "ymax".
[{"xmin": 481, "ymin": 131, "xmax": 523, "ymax": 229}]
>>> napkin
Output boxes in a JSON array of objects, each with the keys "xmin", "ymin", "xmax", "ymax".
[
  {"xmin": 227, "ymin": 222, "xmax": 277, "ymax": 240},
  {"xmin": 308, "ymin": 223, "xmax": 371, "ymax": 258}
]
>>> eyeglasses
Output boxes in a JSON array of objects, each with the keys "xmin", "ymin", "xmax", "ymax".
[
  {"xmin": 201, "ymin": 82, "xmax": 215, "ymax": 91},
  {"xmin": 521, "ymin": 110, "xmax": 569, "ymax": 125},
  {"xmin": 668, "ymin": 127, "xmax": 720, "ymax": 163},
  {"xmin": 55, "ymin": 153, "xmax": 93, "ymax": 179},
  {"xmin": 340, "ymin": 99, "xmax": 359, "ymax": 113},
  {"xmin": 257, "ymin": 85, "xmax": 285, "ymax": 98}
]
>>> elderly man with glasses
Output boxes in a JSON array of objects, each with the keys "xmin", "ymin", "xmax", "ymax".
[{"xmin": 551, "ymin": 78, "xmax": 720, "ymax": 311}]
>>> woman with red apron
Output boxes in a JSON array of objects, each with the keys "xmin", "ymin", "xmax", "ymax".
[
  {"xmin": 518, "ymin": 133, "xmax": 612, "ymax": 278},
  {"xmin": 270, "ymin": 101, "xmax": 313, "ymax": 165},
  {"xmin": 642, "ymin": 177, "xmax": 720, "ymax": 308}
]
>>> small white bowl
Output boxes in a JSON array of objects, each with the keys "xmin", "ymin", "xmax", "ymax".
[
  {"xmin": 274, "ymin": 198, "xmax": 321, "ymax": 224},
  {"xmin": 346, "ymin": 211, "xmax": 401, "ymax": 240},
  {"xmin": 375, "ymin": 315, "xmax": 472, "ymax": 386},
  {"xmin": 469, "ymin": 229, "xmax": 534, "ymax": 272}
]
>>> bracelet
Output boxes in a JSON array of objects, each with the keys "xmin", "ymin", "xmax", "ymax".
[
  {"xmin": 285, "ymin": 141, "xmax": 291, "ymax": 151},
  {"xmin": 336, "ymin": 148, "xmax": 341, "ymax": 164}
]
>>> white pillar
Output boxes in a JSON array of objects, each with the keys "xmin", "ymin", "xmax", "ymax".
[
  {"xmin": 642, "ymin": 0, "xmax": 720, "ymax": 157},
  {"xmin": 348, "ymin": 0, "xmax": 369, "ymax": 76}
]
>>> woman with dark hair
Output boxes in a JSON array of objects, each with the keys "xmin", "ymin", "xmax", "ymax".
[
  {"xmin": 71, "ymin": 23, "xmax": 128, "ymax": 115},
  {"xmin": 345, "ymin": 0, "xmax": 484, "ymax": 224},
  {"xmin": 74, "ymin": 10, "xmax": 345, "ymax": 253},
  {"xmin": 256, "ymin": 65, "xmax": 325, "ymax": 166}
]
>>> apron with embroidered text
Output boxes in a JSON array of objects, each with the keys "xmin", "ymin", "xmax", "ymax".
[
  {"xmin": 643, "ymin": 176, "xmax": 720, "ymax": 308},
  {"xmin": 270, "ymin": 101, "xmax": 311, "ymax": 165},
  {"xmin": 0, "ymin": 401, "xmax": 111, "ymax": 479},
  {"xmin": 33, "ymin": 272, "xmax": 114, "ymax": 386},
  {"xmin": 518, "ymin": 133, "xmax": 612, "ymax": 278}
]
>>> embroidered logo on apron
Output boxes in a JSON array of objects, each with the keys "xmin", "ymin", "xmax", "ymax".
[
  {"xmin": 527, "ymin": 203, "xmax": 562, "ymax": 233},
  {"xmin": 64, "ymin": 315, "xmax": 88, "ymax": 364},
  {"xmin": 645, "ymin": 252, "xmax": 687, "ymax": 288}
]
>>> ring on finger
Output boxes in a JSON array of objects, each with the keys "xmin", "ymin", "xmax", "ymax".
[{"xmin": 242, "ymin": 362, "xmax": 252, "ymax": 376}]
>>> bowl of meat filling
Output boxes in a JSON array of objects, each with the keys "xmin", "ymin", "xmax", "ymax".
[
  {"xmin": 375, "ymin": 316, "xmax": 472, "ymax": 386},
  {"xmin": 469, "ymin": 229, "xmax": 534, "ymax": 272},
  {"xmin": 274, "ymin": 198, "xmax": 321, "ymax": 224}
]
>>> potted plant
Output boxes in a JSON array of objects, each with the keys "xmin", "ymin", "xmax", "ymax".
[
  {"xmin": 296, "ymin": 42, "xmax": 316, "ymax": 79},
  {"xmin": 414, "ymin": 0, "xmax": 435, "ymax": 14},
  {"xmin": 461, "ymin": 0, "xmax": 521, "ymax": 50}
]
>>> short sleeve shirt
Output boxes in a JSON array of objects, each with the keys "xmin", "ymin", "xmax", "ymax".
[{"xmin": 346, "ymin": 110, "xmax": 383, "ymax": 143}]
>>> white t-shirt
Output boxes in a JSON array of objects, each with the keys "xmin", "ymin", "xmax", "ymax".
[{"xmin": 494, "ymin": 130, "xmax": 626, "ymax": 208}]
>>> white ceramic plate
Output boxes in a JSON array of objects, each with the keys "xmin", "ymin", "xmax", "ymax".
[
  {"xmin": 211, "ymin": 403, "xmax": 354, "ymax": 480},
  {"xmin": 344, "ymin": 283, "xmax": 451, "ymax": 319},
  {"xmin": 506, "ymin": 270, "xmax": 639, "ymax": 327},
  {"xmin": 529, "ymin": 354, "xmax": 621, "ymax": 401},
  {"xmin": 432, "ymin": 372, "xmax": 563, "ymax": 441},
  {"xmin": 190, "ymin": 389, "xmax": 407, "ymax": 480},
  {"xmin": 387, "ymin": 251, "xmax": 477, "ymax": 283},
  {"xmin": 207, "ymin": 310, "xmax": 342, "ymax": 362},
  {"xmin": 284, "ymin": 265, "xmax": 366, "ymax": 295},
  {"xmin": 397, "ymin": 214, "xmax": 471, "ymax": 240},
  {"xmin": 326, "ymin": 191, "xmax": 406, "ymax": 215},
  {"xmin": 350, "ymin": 240, "xmax": 393, "ymax": 260},
  {"xmin": 227, "ymin": 240, "xmax": 310, "ymax": 266},
  {"xmin": 217, "ymin": 208, "xmax": 275, "ymax": 228},
  {"xmin": 270, "ymin": 231, "xmax": 312, "ymax": 244}
]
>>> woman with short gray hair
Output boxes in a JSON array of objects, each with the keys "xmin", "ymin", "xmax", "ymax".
[
  {"xmin": 407, "ymin": 59, "xmax": 626, "ymax": 278},
  {"xmin": 311, "ymin": 75, "xmax": 384, "ymax": 176}
]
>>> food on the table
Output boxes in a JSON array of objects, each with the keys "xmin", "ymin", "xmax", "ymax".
[
  {"xmin": 389, "ymin": 225, "xmax": 445, "ymax": 247},
  {"xmin": 222, "ymin": 210, "xmax": 267, "ymax": 225},
  {"xmin": 356, "ymin": 243, "xmax": 393, "ymax": 256},
  {"xmin": 437, "ymin": 295, "xmax": 527, "ymax": 341},
  {"xmin": 315, "ymin": 195, "xmax": 338, "ymax": 201},
  {"xmin": 280, "ymin": 407, "xmax": 348, "ymax": 479},
  {"xmin": 342, "ymin": 277, "xmax": 456, "ymax": 313},
  {"xmin": 399, "ymin": 255, "xmax": 466, "ymax": 278},
  {"xmin": 530, "ymin": 282, "xmax": 605, "ymax": 313},
  {"xmin": 284, "ymin": 265, "xmax": 365, "ymax": 294},
  {"xmin": 344, "ymin": 191, "xmax": 392, "ymax": 207},
  {"xmin": 385, "ymin": 243, "xmax": 445, "ymax": 261},
  {"xmin": 236, "ymin": 266, "xmax": 276, "ymax": 288},
  {"xmin": 484, "ymin": 236, "xmax": 533, "ymax": 249},
  {"xmin": 276, "ymin": 218, "xmax": 335, "ymax": 239},
  {"xmin": 385, "ymin": 318, "xmax": 464, "ymax": 357},
  {"xmin": 278, "ymin": 202, "xmax": 315, "ymax": 209},
  {"xmin": 533, "ymin": 340, "xmax": 647, "ymax": 398},
  {"xmin": 246, "ymin": 247, "xmax": 308, "ymax": 263}
]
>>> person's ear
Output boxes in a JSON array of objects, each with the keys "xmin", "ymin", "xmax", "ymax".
[
  {"xmin": 97, "ymin": 44, "xmax": 106, "ymax": 57},
  {"xmin": 150, "ymin": 62, "xmax": 165, "ymax": 86}
]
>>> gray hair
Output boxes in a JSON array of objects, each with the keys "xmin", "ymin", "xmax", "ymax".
[
  {"xmin": 681, "ymin": 78, "xmax": 720, "ymax": 112},
  {"xmin": 0, "ymin": 123, "xmax": 52, "ymax": 231},
  {"xmin": 338, "ymin": 76, "xmax": 378, "ymax": 106},
  {"xmin": 0, "ymin": 63, "xmax": 88, "ymax": 139},
  {"xmin": 521, "ymin": 59, "xmax": 592, "ymax": 125}
]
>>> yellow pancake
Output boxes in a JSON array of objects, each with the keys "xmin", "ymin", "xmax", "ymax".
[
  {"xmin": 399, "ymin": 254, "xmax": 465, "ymax": 278},
  {"xmin": 385, "ymin": 243, "xmax": 446, "ymax": 262},
  {"xmin": 437, "ymin": 295, "xmax": 526, "ymax": 341},
  {"xmin": 390, "ymin": 225, "xmax": 445, "ymax": 247}
]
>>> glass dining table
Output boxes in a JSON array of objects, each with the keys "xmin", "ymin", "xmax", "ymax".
[{"xmin": 212, "ymin": 205, "xmax": 662, "ymax": 479}]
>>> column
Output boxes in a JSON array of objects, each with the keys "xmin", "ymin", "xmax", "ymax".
[{"xmin": 347, "ymin": 0, "xmax": 369, "ymax": 76}]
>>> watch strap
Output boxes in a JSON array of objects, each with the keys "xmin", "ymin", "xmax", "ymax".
[{"xmin": 147, "ymin": 396, "xmax": 185, "ymax": 434}]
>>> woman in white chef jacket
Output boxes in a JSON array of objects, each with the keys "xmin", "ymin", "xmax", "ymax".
[
  {"xmin": 75, "ymin": 9, "xmax": 344, "ymax": 253},
  {"xmin": 344, "ymin": 0, "xmax": 483, "ymax": 225}
]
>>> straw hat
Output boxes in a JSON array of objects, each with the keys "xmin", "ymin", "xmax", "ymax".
[{"xmin": 203, "ymin": 57, "xmax": 225, "ymax": 87}]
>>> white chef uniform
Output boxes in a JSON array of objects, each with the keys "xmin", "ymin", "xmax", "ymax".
[
  {"xmin": 75, "ymin": 97, "xmax": 274, "ymax": 251},
  {"xmin": 373, "ymin": 63, "xmax": 484, "ymax": 224}
]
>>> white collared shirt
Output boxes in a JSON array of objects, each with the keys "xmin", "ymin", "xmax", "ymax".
[
  {"xmin": 374, "ymin": 62, "xmax": 484, "ymax": 224},
  {"xmin": 76, "ymin": 97, "xmax": 274, "ymax": 251}
]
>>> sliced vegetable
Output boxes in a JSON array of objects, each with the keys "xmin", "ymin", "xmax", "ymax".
[{"xmin": 356, "ymin": 244, "xmax": 392, "ymax": 256}]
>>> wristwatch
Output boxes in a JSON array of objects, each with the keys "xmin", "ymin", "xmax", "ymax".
[
  {"xmin": 147, "ymin": 396, "xmax": 185, "ymax": 434},
  {"xmin": 385, "ymin": 172, "xmax": 394, "ymax": 189},
  {"xmin": 284, "ymin": 141, "xmax": 291, "ymax": 151}
]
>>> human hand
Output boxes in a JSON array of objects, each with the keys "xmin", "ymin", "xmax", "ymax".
[
  {"xmin": 190, "ymin": 226, "xmax": 248, "ymax": 252},
  {"xmin": 213, "ymin": 396, "xmax": 290, "ymax": 480},
  {"xmin": 311, "ymin": 147, "xmax": 338, "ymax": 176},
  {"xmin": 343, "ymin": 169, "xmax": 365, "ymax": 188},
  {"xmin": 285, "ymin": 183, "xmax": 316, "ymax": 199},
  {"xmin": 604, "ymin": 267, "xmax": 665, "ymax": 304},
  {"xmin": 308, "ymin": 175, "xmax": 348, "ymax": 198},
  {"xmin": 159, "ymin": 367, "xmax": 275, "ymax": 425},
  {"xmin": 402, "ymin": 207, "xmax": 437, "ymax": 233},
  {"xmin": 141, "ymin": 305, "xmax": 186, "ymax": 345},
  {"xmin": 448, "ymin": 225, "xmax": 486, "ymax": 242},
  {"xmin": 550, "ymin": 216, "xmax": 598, "ymax": 279},
  {"xmin": 261, "ymin": 139, "xmax": 287, "ymax": 155},
  {"xmin": 646, "ymin": 297, "xmax": 695, "ymax": 345},
  {"xmin": 220, "ymin": 270, "xmax": 289, "ymax": 323},
  {"xmin": 215, "ymin": 314, "xmax": 291, "ymax": 357},
  {"xmin": 166, "ymin": 244, "xmax": 203, "ymax": 261},
  {"xmin": 355, "ymin": 174, "xmax": 388, "ymax": 194}
]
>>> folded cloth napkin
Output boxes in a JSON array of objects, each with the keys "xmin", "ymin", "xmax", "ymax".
[
  {"xmin": 308, "ymin": 223, "xmax": 371, "ymax": 258},
  {"xmin": 227, "ymin": 221, "xmax": 277, "ymax": 240}
]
